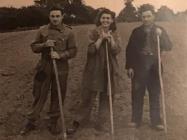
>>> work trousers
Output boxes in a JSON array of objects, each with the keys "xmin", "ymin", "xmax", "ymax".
[
  {"xmin": 131, "ymin": 55, "xmax": 162, "ymax": 126},
  {"xmin": 27, "ymin": 60, "xmax": 68, "ymax": 124}
]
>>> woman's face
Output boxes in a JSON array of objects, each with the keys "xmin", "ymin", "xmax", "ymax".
[{"xmin": 100, "ymin": 13, "xmax": 113, "ymax": 28}]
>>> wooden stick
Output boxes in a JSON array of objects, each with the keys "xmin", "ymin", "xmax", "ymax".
[
  {"xmin": 157, "ymin": 35, "xmax": 167, "ymax": 134},
  {"xmin": 105, "ymin": 41, "xmax": 115, "ymax": 140},
  {"xmin": 51, "ymin": 47, "xmax": 67, "ymax": 140}
]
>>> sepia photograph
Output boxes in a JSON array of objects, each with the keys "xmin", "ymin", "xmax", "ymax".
[{"xmin": 0, "ymin": 0, "xmax": 187, "ymax": 140}]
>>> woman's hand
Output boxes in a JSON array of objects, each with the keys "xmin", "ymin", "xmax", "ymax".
[
  {"xmin": 95, "ymin": 30, "xmax": 114, "ymax": 50},
  {"xmin": 101, "ymin": 30, "xmax": 112, "ymax": 40},
  {"xmin": 104, "ymin": 31, "xmax": 116, "ymax": 48}
]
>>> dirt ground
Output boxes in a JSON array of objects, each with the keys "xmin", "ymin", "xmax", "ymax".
[{"xmin": 0, "ymin": 22, "xmax": 187, "ymax": 140}]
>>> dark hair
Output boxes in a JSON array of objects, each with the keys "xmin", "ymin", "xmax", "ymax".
[
  {"xmin": 49, "ymin": 6, "xmax": 64, "ymax": 14},
  {"xmin": 139, "ymin": 4, "xmax": 155, "ymax": 15},
  {"xmin": 95, "ymin": 8, "xmax": 117, "ymax": 32}
]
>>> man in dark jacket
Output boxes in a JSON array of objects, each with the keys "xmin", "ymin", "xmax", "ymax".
[
  {"xmin": 20, "ymin": 7, "xmax": 77, "ymax": 135},
  {"xmin": 126, "ymin": 5, "xmax": 172, "ymax": 130}
]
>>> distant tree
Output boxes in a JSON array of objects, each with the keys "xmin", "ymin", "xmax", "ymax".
[
  {"xmin": 0, "ymin": 6, "xmax": 48, "ymax": 31},
  {"xmin": 0, "ymin": 7, "xmax": 18, "ymax": 30},
  {"xmin": 63, "ymin": 0, "xmax": 95, "ymax": 24},
  {"xmin": 156, "ymin": 6, "xmax": 175, "ymax": 21},
  {"xmin": 16, "ymin": 6, "xmax": 48, "ymax": 27},
  {"xmin": 117, "ymin": 0, "xmax": 138, "ymax": 22},
  {"xmin": 34, "ymin": 0, "xmax": 84, "ymax": 7},
  {"xmin": 34, "ymin": 0, "xmax": 44, "ymax": 6},
  {"xmin": 175, "ymin": 10, "xmax": 187, "ymax": 22},
  {"xmin": 34, "ymin": 0, "xmax": 66, "ymax": 7},
  {"xmin": 34, "ymin": 0, "xmax": 95, "ymax": 24},
  {"xmin": 0, "ymin": 0, "xmax": 96, "ymax": 31}
]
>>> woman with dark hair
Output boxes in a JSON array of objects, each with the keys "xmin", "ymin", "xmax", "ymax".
[
  {"xmin": 71, "ymin": 8, "xmax": 121, "ymax": 132},
  {"xmin": 95, "ymin": 8, "xmax": 117, "ymax": 32}
]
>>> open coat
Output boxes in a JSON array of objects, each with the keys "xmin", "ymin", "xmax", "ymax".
[{"xmin": 82, "ymin": 26, "xmax": 121, "ymax": 94}]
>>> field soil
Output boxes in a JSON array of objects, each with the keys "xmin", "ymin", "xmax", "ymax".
[{"xmin": 0, "ymin": 22, "xmax": 187, "ymax": 140}]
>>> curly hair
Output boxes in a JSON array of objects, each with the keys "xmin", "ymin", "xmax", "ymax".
[
  {"xmin": 49, "ymin": 6, "xmax": 64, "ymax": 14},
  {"xmin": 95, "ymin": 8, "xmax": 117, "ymax": 32},
  {"xmin": 139, "ymin": 4, "xmax": 155, "ymax": 15}
]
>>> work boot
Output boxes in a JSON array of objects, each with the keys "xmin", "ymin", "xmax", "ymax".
[
  {"xmin": 151, "ymin": 124, "xmax": 165, "ymax": 131},
  {"xmin": 128, "ymin": 122, "xmax": 141, "ymax": 128},
  {"xmin": 94, "ymin": 121, "xmax": 109, "ymax": 133},
  {"xmin": 66, "ymin": 121, "xmax": 80, "ymax": 135},
  {"xmin": 48, "ymin": 121, "xmax": 61, "ymax": 135},
  {"xmin": 20, "ymin": 121, "xmax": 36, "ymax": 135},
  {"xmin": 94, "ymin": 124, "xmax": 106, "ymax": 132}
]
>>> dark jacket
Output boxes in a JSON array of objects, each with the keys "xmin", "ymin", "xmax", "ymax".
[
  {"xmin": 82, "ymin": 26, "xmax": 121, "ymax": 93},
  {"xmin": 125, "ymin": 24, "xmax": 172, "ymax": 69}
]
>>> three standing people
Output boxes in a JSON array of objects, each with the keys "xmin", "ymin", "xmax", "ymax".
[
  {"xmin": 21, "ymin": 5, "xmax": 173, "ymax": 136},
  {"xmin": 126, "ymin": 5, "xmax": 172, "ymax": 130}
]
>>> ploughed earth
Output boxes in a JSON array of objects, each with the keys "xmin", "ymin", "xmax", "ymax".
[{"xmin": 0, "ymin": 22, "xmax": 187, "ymax": 140}]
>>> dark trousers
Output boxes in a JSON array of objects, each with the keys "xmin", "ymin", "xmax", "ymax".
[
  {"xmin": 131, "ymin": 55, "xmax": 161, "ymax": 125},
  {"xmin": 27, "ymin": 61, "xmax": 68, "ymax": 124}
]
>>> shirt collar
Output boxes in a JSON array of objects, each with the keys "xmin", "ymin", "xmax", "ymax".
[
  {"xmin": 49, "ymin": 23, "xmax": 65, "ymax": 32},
  {"xmin": 141, "ymin": 23, "xmax": 156, "ymax": 33},
  {"xmin": 143, "ymin": 23, "xmax": 154, "ymax": 28}
]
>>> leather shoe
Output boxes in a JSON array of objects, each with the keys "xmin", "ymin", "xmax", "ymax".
[
  {"xmin": 20, "ymin": 122, "xmax": 36, "ymax": 135},
  {"xmin": 66, "ymin": 121, "xmax": 80, "ymax": 135},
  {"xmin": 128, "ymin": 122, "xmax": 141, "ymax": 128},
  {"xmin": 152, "ymin": 124, "xmax": 165, "ymax": 131}
]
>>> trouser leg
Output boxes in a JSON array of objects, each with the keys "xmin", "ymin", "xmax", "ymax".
[
  {"xmin": 20, "ymin": 72, "xmax": 51, "ymax": 136},
  {"xmin": 49, "ymin": 73, "xmax": 68, "ymax": 123},
  {"xmin": 147, "ymin": 65, "xmax": 161, "ymax": 125},
  {"xmin": 32, "ymin": 77, "xmax": 42, "ymax": 109},
  {"xmin": 131, "ymin": 58, "xmax": 152, "ymax": 125},
  {"xmin": 131, "ymin": 55, "xmax": 157, "ymax": 125},
  {"xmin": 27, "ymin": 72, "xmax": 51, "ymax": 123},
  {"xmin": 131, "ymin": 76, "xmax": 146, "ymax": 125}
]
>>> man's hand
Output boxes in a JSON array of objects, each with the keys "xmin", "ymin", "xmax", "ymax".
[
  {"xmin": 127, "ymin": 68, "xmax": 134, "ymax": 79},
  {"xmin": 51, "ymin": 51, "xmax": 61, "ymax": 59},
  {"xmin": 45, "ymin": 39, "xmax": 56, "ymax": 47},
  {"xmin": 156, "ymin": 28, "xmax": 162, "ymax": 36}
]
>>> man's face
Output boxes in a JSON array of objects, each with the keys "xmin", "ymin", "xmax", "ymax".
[
  {"xmin": 100, "ymin": 13, "xmax": 113, "ymax": 28},
  {"xmin": 49, "ymin": 10, "xmax": 63, "ymax": 26},
  {"xmin": 141, "ymin": 10, "xmax": 155, "ymax": 26}
]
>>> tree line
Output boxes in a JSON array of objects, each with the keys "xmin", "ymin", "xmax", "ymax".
[
  {"xmin": 0, "ymin": 0, "xmax": 186, "ymax": 32},
  {"xmin": 118, "ymin": 2, "xmax": 187, "ymax": 22}
]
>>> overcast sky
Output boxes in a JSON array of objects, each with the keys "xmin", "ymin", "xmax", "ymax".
[{"xmin": 0, "ymin": 0, "xmax": 186, "ymax": 14}]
